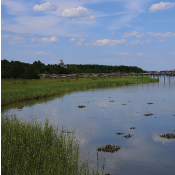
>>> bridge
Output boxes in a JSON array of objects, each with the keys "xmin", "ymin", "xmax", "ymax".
[{"xmin": 38, "ymin": 72, "xmax": 175, "ymax": 78}]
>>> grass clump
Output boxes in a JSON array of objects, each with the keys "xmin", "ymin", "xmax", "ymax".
[{"xmin": 1, "ymin": 116, "xmax": 94, "ymax": 175}]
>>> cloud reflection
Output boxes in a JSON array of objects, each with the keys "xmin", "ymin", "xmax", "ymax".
[{"xmin": 152, "ymin": 133, "xmax": 175, "ymax": 144}]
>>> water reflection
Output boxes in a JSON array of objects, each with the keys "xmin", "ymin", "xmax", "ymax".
[{"xmin": 2, "ymin": 76, "xmax": 175, "ymax": 175}]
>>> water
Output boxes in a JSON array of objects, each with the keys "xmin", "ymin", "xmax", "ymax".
[{"xmin": 2, "ymin": 76, "xmax": 175, "ymax": 175}]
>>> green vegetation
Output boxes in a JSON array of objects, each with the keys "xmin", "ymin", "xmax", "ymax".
[
  {"xmin": 1, "ymin": 59, "xmax": 144, "ymax": 79},
  {"xmin": 1, "ymin": 76, "xmax": 158, "ymax": 106},
  {"xmin": 2, "ymin": 115, "xmax": 100, "ymax": 175}
]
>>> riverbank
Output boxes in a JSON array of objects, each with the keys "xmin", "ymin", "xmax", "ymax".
[{"xmin": 1, "ymin": 76, "xmax": 158, "ymax": 106}]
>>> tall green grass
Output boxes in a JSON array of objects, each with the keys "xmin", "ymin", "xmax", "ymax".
[
  {"xmin": 1, "ymin": 116, "xmax": 99, "ymax": 175},
  {"xmin": 1, "ymin": 76, "xmax": 158, "ymax": 106}
]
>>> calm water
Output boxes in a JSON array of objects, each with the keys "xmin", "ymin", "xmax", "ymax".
[{"xmin": 2, "ymin": 76, "xmax": 175, "ymax": 175}]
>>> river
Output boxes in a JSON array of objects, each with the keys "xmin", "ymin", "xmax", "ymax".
[{"xmin": 2, "ymin": 76, "xmax": 175, "ymax": 175}]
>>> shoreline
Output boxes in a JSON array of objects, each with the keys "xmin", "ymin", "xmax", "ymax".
[{"xmin": 1, "ymin": 76, "xmax": 159, "ymax": 107}]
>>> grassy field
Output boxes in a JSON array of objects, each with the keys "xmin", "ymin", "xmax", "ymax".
[
  {"xmin": 1, "ymin": 76, "xmax": 159, "ymax": 106},
  {"xmin": 1, "ymin": 115, "xmax": 102, "ymax": 175}
]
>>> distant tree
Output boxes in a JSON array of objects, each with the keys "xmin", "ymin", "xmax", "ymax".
[{"xmin": 1, "ymin": 59, "xmax": 144, "ymax": 79}]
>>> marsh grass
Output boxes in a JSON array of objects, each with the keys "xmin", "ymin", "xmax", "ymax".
[
  {"xmin": 1, "ymin": 115, "xmax": 101, "ymax": 175},
  {"xmin": 1, "ymin": 76, "xmax": 158, "ymax": 106}
]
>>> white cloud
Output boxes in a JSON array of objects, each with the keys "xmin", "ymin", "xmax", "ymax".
[
  {"xmin": 76, "ymin": 38, "xmax": 86, "ymax": 46},
  {"xmin": 1, "ymin": 0, "xmax": 26, "ymax": 14},
  {"xmin": 85, "ymin": 39, "xmax": 127, "ymax": 46},
  {"xmin": 79, "ymin": 38, "xmax": 86, "ymax": 42},
  {"xmin": 32, "ymin": 36, "xmax": 58, "ymax": 43},
  {"xmin": 108, "ymin": 0, "xmax": 150, "ymax": 30},
  {"xmin": 35, "ymin": 51, "xmax": 50, "ymax": 55},
  {"xmin": 130, "ymin": 39, "xmax": 151, "ymax": 45},
  {"xmin": 122, "ymin": 31, "xmax": 144, "ymax": 37},
  {"xmin": 149, "ymin": 2, "xmax": 175, "ymax": 12},
  {"xmin": 14, "ymin": 16, "xmax": 60, "ymax": 32},
  {"xmin": 112, "ymin": 52, "xmax": 130, "ymax": 55},
  {"xmin": 169, "ymin": 52, "xmax": 175, "ymax": 56},
  {"xmin": 147, "ymin": 32, "xmax": 175, "ymax": 38},
  {"xmin": 61, "ymin": 6, "xmax": 94, "ymax": 20},
  {"xmin": 69, "ymin": 38, "xmax": 86, "ymax": 46},
  {"xmin": 33, "ymin": 2, "xmax": 58, "ymax": 11},
  {"xmin": 117, "ymin": 52, "xmax": 130, "ymax": 55},
  {"xmin": 69, "ymin": 38, "xmax": 77, "ymax": 42},
  {"xmin": 152, "ymin": 134, "xmax": 175, "ymax": 144},
  {"xmin": 136, "ymin": 53, "xmax": 145, "ymax": 56},
  {"xmin": 9, "ymin": 36, "xmax": 25, "ymax": 44},
  {"xmin": 1, "ymin": 34, "xmax": 11, "ymax": 39},
  {"xmin": 5, "ymin": 54, "xmax": 10, "ymax": 56},
  {"xmin": 136, "ymin": 33, "xmax": 145, "ymax": 38}
]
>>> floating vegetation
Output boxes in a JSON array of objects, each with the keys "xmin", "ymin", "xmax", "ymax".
[
  {"xmin": 147, "ymin": 102, "xmax": 153, "ymax": 105},
  {"xmin": 160, "ymin": 133, "xmax": 175, "ymax": 139},
  {"xmin": 123, "ymin": 134, "xmax": 133, "ymax": 138},
  {"xmin": 116, "ymin": 132, "xmax": 124, "ymax": 135},
  {"xmin": 97, "ymin": 144, "xmax": 121, "ymax": 153},
  {"xmin": 78, "ymin": 105, "xmax": 86, "ymax": 108},
  {"xmin": 144, "ymin": 113, "xmax": 154, "ymax": 116}
]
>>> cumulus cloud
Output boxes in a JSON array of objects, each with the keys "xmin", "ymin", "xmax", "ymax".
[
  {"xmin": 31, "ymin": 36, "xmax": 58, "ymax": 43},
  {"xmin": 130, "ymin": 39, "xmax": 151, "ymax": 45},
  {"xmin": 149, "ymin": 2, "xmax": 175, "ymax": 12},
  {"xmin": 85, "ymin": 39, "xmax": 127, "ymax": 46},
  {"xmin": 1, "ymin": 34, "xmax": 26, "ymax": 44},
  {"xmin": 148, "ymin": 32, "xmax": 175, "ymax": 42},
  {"xmin": 33, "ymin": 2, "xmax": 58, "ymax": 11},
  {"xmin": 147, "ymin": 32, "xmax": 175, "ymax": 38},
  {"xmin": 136, "ymin": 33, "xmax": 145, "ymax": 38},
  {"xmin": 69, "ymin": 38, "xmax": 77, "ymax": 42},
  {"xmin": 77, "ymin": 38, "xmax": 86, "ymax": 46},
  {"xmin": 61, "ymin": 6, "xmax": 94, "ymax": 20},
  {"xmin": 122, "ymin": 31, "xmax": 144, "ymax": 38},
  {"xmin": 69, "ymin": 38, "xmax": 86, "ymax": 46}
]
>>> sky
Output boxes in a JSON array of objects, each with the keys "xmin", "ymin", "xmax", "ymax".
[{"xmin": 1, "ymin": 0, "xmax": 175, "ymax": 71}]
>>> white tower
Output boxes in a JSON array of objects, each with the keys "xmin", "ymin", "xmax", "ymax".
[
  {"xmin": 59, "ymin": 60, "xmax": 67, "ymax": 68},
  {"xmin": 59, "ymin": 60, "xmax": 64, "ymax": 66}
]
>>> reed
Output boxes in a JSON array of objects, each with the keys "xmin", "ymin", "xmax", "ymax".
[
  {"xmin": 1, "ymin": 76, "xmax": 158, "ymax": 106},
  {"xmin": 1, "ymin": 115, "xmax": 100, "ymax": 175}
]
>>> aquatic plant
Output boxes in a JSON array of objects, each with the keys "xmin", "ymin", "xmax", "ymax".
[{"xmin": 1, "ymin": 115, "xmax": 105, "ymax": 175}]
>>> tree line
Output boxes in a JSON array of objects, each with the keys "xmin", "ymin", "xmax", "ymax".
[{"xmin": 1, "ymin": 59, "xmax": 144, "ymax": 79}]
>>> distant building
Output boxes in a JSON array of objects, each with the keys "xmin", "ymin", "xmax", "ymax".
[{"xmin": 59, "ymin": 60, "xmax": 67, "ymax": 68}]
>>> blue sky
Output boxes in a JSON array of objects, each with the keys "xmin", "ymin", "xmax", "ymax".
[{"xmin": 1, "ymin": 0, "xmax": 175, "ymax": 71}]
